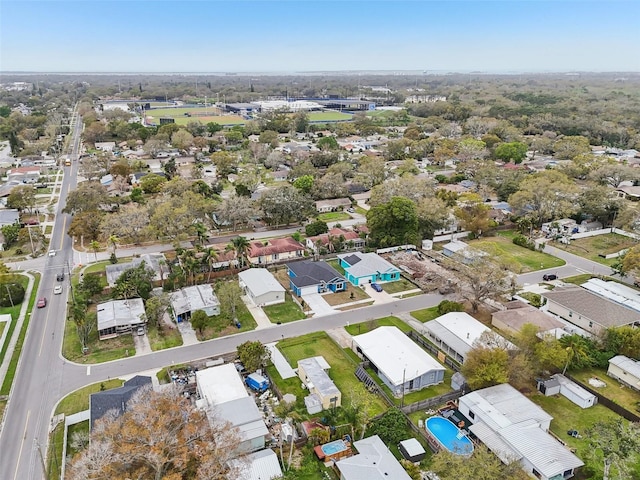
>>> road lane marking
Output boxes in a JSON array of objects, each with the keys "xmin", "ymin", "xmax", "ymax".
[
  {"xmin": 59, "ymin": 215, "xmax": 67, "ymax": 250},
  {"xmin": 38, "ymin": 306, "xmax": 52, "ymax": 357},
  {"xmin": 13, "ymin": 410, "xmax": 30, "ymax": 480},
  {"xmin": 87, "ymin": 366, "xmax": 91, "ymax": 375}
]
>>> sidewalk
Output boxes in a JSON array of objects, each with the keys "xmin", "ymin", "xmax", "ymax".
[{"xmin": 0, "ymin": 272, "xmax": 35, "ymax": 388}]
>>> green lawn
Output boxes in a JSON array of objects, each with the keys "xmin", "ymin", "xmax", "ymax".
[
  {"xmin": 327, "ymin": 259, "xmax": 345, "ymax": 275},
  {"xmin": 562, "ymin": 274, "xmax": 595, "ymax": 285},
  {"xmin": 63, "ymin": 315, "xmax": 135, "ymax": 364},
  {"xmin": 275, "ymin": 332, "xmax": 388, "ymax": 415},
  {"xmin": 344, "ymin": 316, "xmax": 413, "ymax": 336},
  {"xmin": 0, "ymin": 321, "xmax": 5, "ymax": 342},
  {"xmin": 147, "ymin": 324, "xmax": 184, "ymax": 351},
  {"xmin": 555, "ymin": 233, "xmax": 638, "ymax": 266},
  {"xmin": 263, "ymin": 293, "xmax": 305, "ymax": 323},
  {"xmin": 197, "ymin": 301, "xmax": 257, "ymax": 340},
  {"xmin": 354, "ymin": 206, "xmax": 368, "ymax": 215},
  {"xmin": 82, "ymin": 257, "xmax": 133, "ymax": 274},
  {"xmin": 307, "ymin": 111, "xmax": 353, "ymax": 122},
  {"xmin": 572, "ymin": 367, "xmax": 640, "ymax": 414},
  {"xmin": 410, "ymin": 306, "xmax": 440, "ymax": 323},
  {"xmin": 470, "ymin": 231, "xmax": 565, "ymax": 273},
  {"xmin": 380, "ymin": 277, "xmax": 418, "ymax": 294},
  {"xmin": 317, "ymin": 211, "xmax": 351, "ymax": 222},
  {"xmin": 55, "ymin": 379, "xmax": 124, "ymax": 415}
]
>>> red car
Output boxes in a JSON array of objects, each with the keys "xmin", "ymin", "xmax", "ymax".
[{"xmin": 37, "ymin": 297, "xmax": 47, "ymax": 308}]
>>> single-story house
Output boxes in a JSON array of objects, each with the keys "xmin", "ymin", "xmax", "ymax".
[
  {"xmin": 170, "ymin": 284, "xmax": 220, "ymax": 322},
  {"xmin": 105, "ymin": 253, "xmax": 167, "ymax": 286},
  {"xmin": 238, "ymin": 268, "xmax": 285, "ymax": 306},
  {"xmin": 459, "ymin": 384, "xmax": 584, "ymax": 480},
  {"xmin": 89, "ymin": 375, "xmax": 152, "ymax": 431},
  {"xmin": 423, "ymin": 312, "xmax": 515, "ymax": 364},
  {"xmin": 337, "ymin": 252, "xmax": 401, "ymax": 286},
  {"xmin": 352, "ymin": 326, "xmax": 445, "ymax": 396},
  {"xmin": 270, "ymin": 169, "xmax": 289, "ymax": 182},
  {"xmin": 491, "ymin": 304, "xmax": 565, "ymax": 337},
  {"xmin": 442, "ymin": 240, "xmax": 488, "ymax": 264},
  {"xmin": 298, "ymin": 356, "xmax": 341, "ymax": 413},
  {"xmin": 541, "ymin": 218, "xmax": 578, "ymax": 235},
  {"xmin": 306, "ymin": 227, "xmax": 365, "ymax": 252},
  {"xmin": 229, "ymin": 448, "xmax": 283, "ymax": 480},
  {"xmin": 247, "ymin": 237, "xmax": 305, "ymax": 266},
  {"xmin": 195, "ymin": 364, "xmax": 269, "ymax": 453},
  {"xmin": 607, "ymin": 355, "xmax": 640, "ymax": 391},
  {"xmin": 0, "ymin": 208, "xmax": 19, "ymax": 227},
  {"xmin": 7, "ymin": 166, "xmax": 41, "ymax": 184},
  {"xmin": 542, "ymin": 286, "xmax": 640, "ymax": 335},
  {"xmin": 315, "ymin": 198, "xmax": 352, "ymax": 213},
  {"xmin": 97, "ymin": 298, "xmax": 146, "ymax": 340},
  {"xmin": 287, "ymin": 260, "xmax": 346, "ymax": 296},
  {"xmin": 95, "ymin": 141, "xmax": 116, "ymax": 152},
  {"xmin": 336, "ymin": 435, "xmax": 412, "ymax": 480},
  {"xmin": 537, "ymin": 373, "xmax": 597, "ymax": 409}
]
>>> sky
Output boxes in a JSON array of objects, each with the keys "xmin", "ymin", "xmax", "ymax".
[{"xmin": 1, "ymin": 1, "xmax": 639, "ymax": 73}]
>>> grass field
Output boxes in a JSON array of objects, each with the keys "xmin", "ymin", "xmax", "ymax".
[
  {"xmin": 147, "ymin": 324, "xmax": 183, "ymax": 351},
  {"xmin": 470, "ymin": 231, "xmax": 566, "ymax": 273},
  {"xmin": 555, "ymin": 233, "xmax": 638, "ymax": 266},
  {"xmin": 307, "ymin": 111, "xmax": 353, "ymax": 122},
  {"xmin": 380, "ymin": 277, "xmax": 418, "ymax": 294},
  {"xmin": 145, "ymin": 106, "xmax": 245, "ymax": 126},
  {"xmin": 263, "ymin": 293, "xmax": 305, "ymax": 323},
  {"xmin": 316, "ymin": 211, "xmax": 351, "ymax": 222},
  {"xmin": 410, "ymin": 306, "xmax": 440, "ymax": 323},
  {"xmin": 571, "ymin": 367, "xmax": 640, "ymax": 413},
  {"xmin": 344, "ymin": 316, "xmax": 413, "ymax": 336}
]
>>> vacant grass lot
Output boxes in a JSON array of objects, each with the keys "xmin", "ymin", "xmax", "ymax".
[
  {"xmin": 470, "ymin": 231, "xmax": 565, "ymax": 273},
  {"xmin": 316, "ymin": 211, "xmax": 350, "ymax": 222},
  {"xmin": 275, "ymin": 332, "xmax": 387, "ymax": 416},
  {"xmin": 380, "ymin": 277, "xmax": 418, "ymax": 294},
  {"xmin": 147, "ymin": 324, "xmax": 183, "ymax": 351},
  {"xmin": 572, "ymin": 367, "xmax": 640, "ymax": 413},
  {"xmin": 263, "ymin": 293, "xmax": 305, "ymax": 323},
  {"xmin": 555, "ymin": 233, "xmax": 638, "ymax": 266},
  {"xmin": 344, "ymin": 316, "xmax": 412, "ymax": 336},
  {"xmin": 197, "ymin": 301, "xmax": 256, "ymax": 340}
]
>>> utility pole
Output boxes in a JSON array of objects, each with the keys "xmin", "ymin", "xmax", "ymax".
[
  {"xmin": 34, "ymin": 439, "xmax": 48, "ymax": 477},
  {"xmin": 27, "ymin": 225, "xmax": 35, "ymax": 255},
  {"xmin": 4, "ymin": 284, "xmax": 14, "ymax": 308}
]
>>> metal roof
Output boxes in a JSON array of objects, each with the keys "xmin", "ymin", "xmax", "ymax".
[
  {"xmin": 353, "ymin": 326, "xmax": 444, "ymax": 386},
  {"xmin": 609, "ymin": 355, "xmax": 640, "ymax": 379},
  {"xmin": 399, "ymin": 438, "xmax": 425, "ymax": 458},
  {"xmin": 195, "ymin": 364, "xmax": 247, "ymax": 406},
  {"xmin": 230, "ymin": 448, "xmax": 283, "ymax": 480},
  {"xmin": 170, "ymin": 284, "xmax": 219, "ymax": 316},
  {"xmin": 581, "ymin": 278, "xmax": 640, "ymax": 313},
  {"xmin": 423, "ymin": 312, "xmax": 492, "ymax": 360},
  {"xmin": 298, "ymin": 357, "xmax": 340, "ymax": 398},
  {"xmin": 96, "ymin": 298, "xmax": 146, "ymax": 330},
  {"xmin": 238, "ymin": 268, "xmax": 285, "ymax": 298},
  {"xmin": 337, "ymin": 435, "xmax": 412, "ymax": 480},
  {"xmin": 213, "ymin": 397, "xmax": 268, "ymax": 442}
]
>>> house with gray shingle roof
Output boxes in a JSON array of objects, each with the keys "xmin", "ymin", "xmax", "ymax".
[
  {"xmin": 89, "ymin": 376, "xmax": 152, "ymax": 430},
  {"xmin": 286, "ymin": 260, "xmax": 346, "ymax": 297},
  {"xmin": 542, "ymin": 287, "xmax": 640, "ymax": 335}
]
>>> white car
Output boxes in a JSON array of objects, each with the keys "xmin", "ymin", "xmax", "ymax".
[
  {"xmin": 53, "ymin": 285, "xmax": 63, "ymax": 295},
  {"xmin": 48, "ymin": 250, "xmax": 56, "ymax": 257}
]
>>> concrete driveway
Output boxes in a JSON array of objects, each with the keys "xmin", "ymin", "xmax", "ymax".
[
  {"xmin": 362, "ymin": 283, "xmax": 395, "ymax": 305},
  {"xmin": 302, "ymin": 293, "xmax": 336, "ymax": 317},
  {"xmin": 177, "ymin": 321, "xmax": 199, "ymax": 345},
  {"xmin": 133, "ymin": 331, "xmax": 152, "ymax": 356}
]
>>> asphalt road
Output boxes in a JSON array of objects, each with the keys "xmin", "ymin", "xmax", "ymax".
[{"xmin": 0, "ymin": 112, "xmax": 82, "ymax": 480}]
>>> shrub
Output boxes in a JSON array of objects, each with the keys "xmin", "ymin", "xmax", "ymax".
[
  {"xmin": 0, "ymin": 282, "xmax": 25, "ymax": 307},
  {"xmin": 512, "ymin": 234, "xmax": 535, "ymax": 251},
  {"xmin": 437, "ymin": 299, "xmax": 464, "ymax": 315}
]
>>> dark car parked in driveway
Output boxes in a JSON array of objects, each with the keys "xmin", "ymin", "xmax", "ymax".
[
  {"xmin": 371, "ymin": 282, "xmax": 383, "ymax": 292},
  {"xmin": 543, "ymin": 274, "xmax": 558, "ymax": 281}
]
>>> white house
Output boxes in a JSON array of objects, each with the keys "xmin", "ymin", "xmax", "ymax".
[
  {"xmin": 229, "ymin": 448, "xmax": 283, "ymax": 480},
  {"xmin": 423, "ymin": 312, "xmax": 515, "ymax": 364},
  {"xmin": 459, "ymin": 384, "xmax": 584, "ymax": 480},
  {"xmin": 336, "ymin": 435, "xmax": 412, "ymax": 480},
  {"xmin": 238, "ymin": 268, "xmax": 285, "ymax": 306},
  {"xmin": 195, "ymin": 364, "xmax": 269, "ymax": 453},
  {"xmin": 352, "ymin": 326, "xmax": 445, "ymax": 396},
  {"xmin": 170, "ymin": 284, "xmax": 220, "ymax": 322},
  {"xmin": 105, "ymin": 253, "xmax": 167, "ymax": 286},
  {"xmin": 96, "ymin": 298, "xmax": 146, "ymax": 340},
  {"xmin": 607, "ymin": 355, "xmax": 640, "ymax": 391}
]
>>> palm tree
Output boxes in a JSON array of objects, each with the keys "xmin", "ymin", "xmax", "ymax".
[
  {"xmin": 108, "ymin": 235, "xmax": 120, "ymax": 256},
  {"xmin": 226, "ymin": 236, "xmax": 251, "ymax": 269},
  {"xmin": 560, "ymin": 334, "xmax": 593, "ymax": 375},
  {"xmin": 193, "ymin": 221, "xmax": 208, "ymax": 246},
  {"xmin": 203, "ymin": 248, "xmax": 219, "ymax": 282},
  {"xmin": 89, "ymin": 240, "xmax": 100, "ymax": 261}
]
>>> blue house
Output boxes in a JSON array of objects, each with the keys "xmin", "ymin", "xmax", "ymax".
[
  {"xmin": 337, "ymin": 252, "xmax": 401, "ymax": 286},
  {"xmin": 287, "ymin": 260, "xmax": 346, "ymax": 296}
]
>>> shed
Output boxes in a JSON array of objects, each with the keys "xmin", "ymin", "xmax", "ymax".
[
  {"xmin": 451, "ymin": 371, "xmax": 467, "ymax": 391},
  {"xmin": 551, "ymin": 374, "xmax": 597, "ymax": 409},
  {"xmin": 537, "ymin": 377, "xmax": 561, "ymax": 396},
  {"xmin": 398, "ymin": 438, "xmax": 426, "ymax": 463}
]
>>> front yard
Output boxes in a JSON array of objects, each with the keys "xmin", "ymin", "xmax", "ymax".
[
  {"xmin": 410, "ymin": 306, "xmax": 440, "ymax": 323},
  {"xmin": 380, "ymin": 277, "xmax": 419, "ymax": 294},
  {"xmin": 196, "ymin": 301, "xmax": 256, "ymax": 340},
  {"xmin": 147, "ymin": 323, "xmax": 183, "ymax": 351},
  {"xmin": 554, "ymin": 232, "xmax": 637, "ymax": 266},
  {"xmin": 316, "ymin": 211, "xmax": 351, "ymax": 222},
  {"xmin": 63, "ymin": 315, "xmax": 135, "ymax": 364},
  {"xmin": 470, "ymin": 231, "xmax": 565, "ymax": 273},
  {"xmin": 321, "ymin": 285, "xmax": 369, "ymax": 306},
  {"xmin": 344, "ymin": 316, "xmax": 413, "ymax": 336},
  {"xmin": 263, "ymin": 293, "xmax": 306, "ymax": 323}
]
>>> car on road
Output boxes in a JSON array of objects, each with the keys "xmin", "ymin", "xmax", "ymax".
[
  {"xmin": 371, "ymin": 282, "xmax": 383, "ymax": 292},
  {"xmin": 543, "ymin": 274, "xmax": 558, "ymax": 281},
  {"xmin": 53, "ymin": 285, "xmax": 63, "ymax": 295},
  {"xmin": 56, "ymin": 273, "xmax": 64, "ymax": 281},
  {"xmin": 36, "ymin": 297, "xmax": 47, "ymax": 308},
  {"xmin": 48, "ymin": 250, "xmax": 56, "ymax": 257}
]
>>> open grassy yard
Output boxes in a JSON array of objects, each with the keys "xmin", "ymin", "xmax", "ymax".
[
  {"xmin": 321, "ymin": 286, "xmax": 369, "ymax": 306},
  {"xmin": 316, "ymin": 211, "xmax": 351, "ymax": 222},
  {"xmin": 307, "ymin": 111, "xmax": 353, "ymax": 122},
  {"xmin": 554, "ymin": 233, "xmax": 638, "ymax": 266},
  {"xmin": 147, "ymin": 324, "xmax": 183, "ymax": 351},
  {"xmin": 197, "ymin": 301, "xmax": 256, "ymax": 340},
  {"xmin": 56, "ymin": 379, "xmax": 125, "ymax": 415},
  {"xmin": 170, "ymin": 115, "xmax": 246, "ymax": 126},
  {"xmin": 344, "ymin": 316, "xmax": 412, "ymax": 336},
  {"xmin": 572, "ymin": 367, "xmax": 640, "ymax": 414},
  {"xmin": 381, "ymin": 277, "xmax": 419, "ymax": 294},
  {"xmin": 63, "ymin": 315, "xmax": 135, "ymax": 364},
  {"xmin": 326, "ymin": 259, "xmax": 345, "ymax": 275},
  {"xmin": 263, "ymin": 293, "xmax": 305, "ymax": 323},
  {"xmin": 275, "ymin": 332, "xmax": 388, "ymax": 416},
  {"xmin": 410, "ymin": 306, "xmax": 440, "ymax": 323},
  {"xmin": 470, "ymin": 231, "xmax": 565, "ymax": 273}
]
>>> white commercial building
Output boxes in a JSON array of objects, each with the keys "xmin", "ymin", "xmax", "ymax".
[
  {"xmin": 352, "ymin": 326, "xmax": 445, "ymax": 396},
  {"xmin": 459, "ymin": 384, "xmax": 584, "ymax": 480}
]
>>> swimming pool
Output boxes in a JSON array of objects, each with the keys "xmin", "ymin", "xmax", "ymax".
[
  {"xmin": 425, "ymin": 416, "xmax": 473, "ymax": 455},
  {"xmin": 321, "ymin": 439, "xmax": 349, "ymax": 456}
]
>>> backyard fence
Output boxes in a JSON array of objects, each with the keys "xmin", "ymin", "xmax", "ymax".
[
  {"xmin": 406, "ymin": 331, "xmax": 461, "ymax": 372},
  {"xmin": 400, "ymin": 390, "xmax": 464, "ymax": 414},
  {"xmin": 565, "ymin": 374, "xmax": 640, "ymax": 423}
]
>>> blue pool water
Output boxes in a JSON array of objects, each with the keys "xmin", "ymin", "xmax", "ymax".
[
  {"xmin": 322, "ymin": 439, "xmax": 348, "ymax": 455},
  {"xmin": 425, "ymin": 416, "xmax": 473, "ymax": 455}
]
